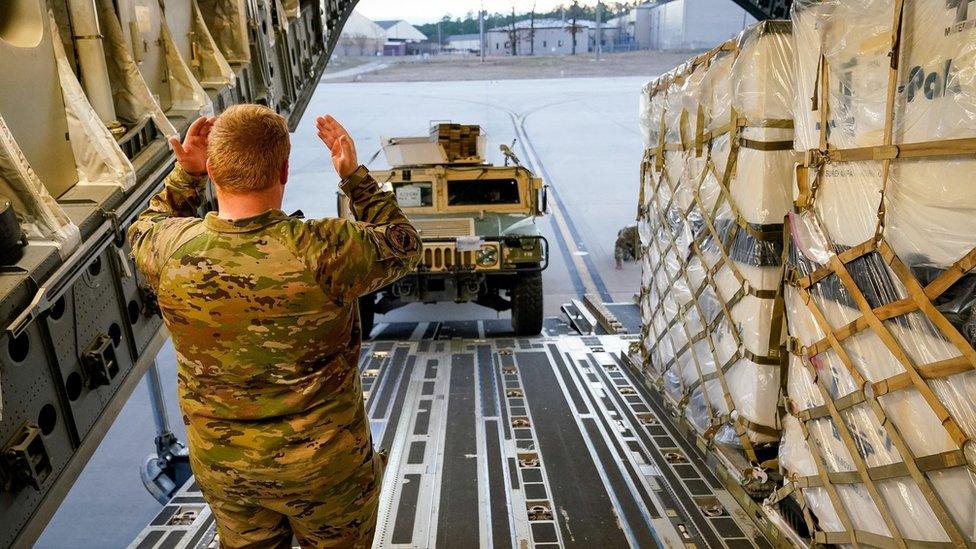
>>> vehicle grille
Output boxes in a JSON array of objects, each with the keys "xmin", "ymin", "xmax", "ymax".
[
  {"xmin": 412, "ymin": 218, "xmax": 475, "ymax": 238},
  {"xmin": 421, "ymin": 243, "xmax": 500, "ymax": 272}
]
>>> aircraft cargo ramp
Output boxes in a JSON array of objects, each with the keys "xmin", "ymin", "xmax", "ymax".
[{"xmin": 132, "ymin": 311, "xmax": 792, "ymax": 548}]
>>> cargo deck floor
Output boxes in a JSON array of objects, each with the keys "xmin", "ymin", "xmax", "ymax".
[{"xmin": 131, "ymin": 321, "xmax": 770, "ymax": 548}]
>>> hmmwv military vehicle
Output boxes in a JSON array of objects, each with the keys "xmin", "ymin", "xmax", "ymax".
[{"xmin": 340, "ymin": 124, "xmax": 549, "ymax": 336}]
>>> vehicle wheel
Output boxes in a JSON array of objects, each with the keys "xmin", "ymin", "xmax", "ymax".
[
  {"xmin": 359, "ymin": 294, "xmax": 376, "ymax": 339},
  {"xmin": 511, "ymin": 270, "xmax": 543, "ymax": 336}
]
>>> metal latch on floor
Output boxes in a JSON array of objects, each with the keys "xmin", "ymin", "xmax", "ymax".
[
  {"xmin": 527, "ymin": 504, "xmax": 553, "ymax": 521},
  {"xmin": 519, "ymin": 452, "xmax": 539, "ymax": 468}
]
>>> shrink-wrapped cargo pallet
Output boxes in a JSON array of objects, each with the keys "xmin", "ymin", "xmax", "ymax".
[
  {"xmin": 780, "ymin": 0, "xmax": 976, "ymax": 545},
  {"xmin": 637, "ymin": 21, "xmax": 795, "ymax": 466}
]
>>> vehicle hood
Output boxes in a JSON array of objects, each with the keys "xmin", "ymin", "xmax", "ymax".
[{"xmin": 408, "ymin": 213, "xmax": 540, "ymax": 239}]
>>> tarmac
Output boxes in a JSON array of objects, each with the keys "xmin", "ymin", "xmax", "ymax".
[
  {"xmin": 320, "ymin": 59, "xmax": 389, "ymax": 80},
  {"xmin": 36, "ymin": 75, "xmax": 650, "ymax": 548}
]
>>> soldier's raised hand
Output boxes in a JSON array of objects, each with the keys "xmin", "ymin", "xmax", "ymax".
[
  {"xmin": 170, "ymin": 116, "xmax": 215, "ymax": 177},
  {"xmin": 316, "ymin": 115, "xmax": 358, "ymax": 179}
]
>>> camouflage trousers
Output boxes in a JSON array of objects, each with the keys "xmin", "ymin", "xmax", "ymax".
[{"xmin": 188, "ymin": 426, "xmax": 386, "ymax": 548}]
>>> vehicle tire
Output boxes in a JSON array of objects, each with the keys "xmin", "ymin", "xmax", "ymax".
[
  {"xmin": 511, "ymin": 270, "xmax": 543, "ymax": 336},
  {"xmin": 359, "ymin": 294, "xmax": 376, "ymax": 339}
]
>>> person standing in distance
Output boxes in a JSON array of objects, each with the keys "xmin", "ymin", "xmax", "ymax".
[{"xmin": 128, "ymin": 105, "xmax": 421, "ymax": 548}]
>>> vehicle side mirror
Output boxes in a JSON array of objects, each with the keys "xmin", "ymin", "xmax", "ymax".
[{"xmin": 540, "ymin": 185, "xmax": 549, "ymax": 215}]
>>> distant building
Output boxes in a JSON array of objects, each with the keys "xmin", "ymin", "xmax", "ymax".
[
  {"xmin": 609, "ymin": 0, "xmax": 753, "ymax": 51},
  {"xmin": 337, "ymin": 11, "xmax": 387, "ymax": 56},
  {"xmin": 604, "ymin": 3, "xmax": 656, "ymax": 50},
  {"xmin": 649, "ymin": 0, "xmax": 753, "ymax": 50},
  {"xmin": 374, "ymin": 20, "xmax": 428, "ymax": 56},
  {"xmin": 375, "ymin": 20, "xmax": 428, "ymax": 42},
  {"xmin": 486, "ymin": 18, "xmax": 596, "ymax": 56},
  {"xmin": 445, "ymin": 34, "xmax": 481, "ymax": 54},
  {"xmin": 382, "ymin": 42, "xmax": 405, "ymax": 56}
]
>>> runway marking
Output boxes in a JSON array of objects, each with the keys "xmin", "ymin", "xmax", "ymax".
[{"xmin": 509, "ymin": 111, "xmax": 613, "ymax": 303}]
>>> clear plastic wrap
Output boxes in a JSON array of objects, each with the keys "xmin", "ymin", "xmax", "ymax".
[
  {"xmin": 162, "ymin": 0, "xmax": 236, "ymax": 89},
  {"xmin": 0, "ymin": 115, "xmax": 81, "ymax": 257},
  {"xmin": 0, "ymin": 9, "xmax": 81, "ymax": 258},
  {"xmin": 281, "ymin": 0, "xmax": 300, "ymax": 20},
  {"xmin": 196, "ymin": 0, "xmax": 251, "ymax": 64},
  {"xmin": 160, "ymin": 16, "xmax": 214, "ymax": 115},
  {"xmin": 781, "ymin": 0, "xmax": 976, "ymax": 544},
  {"xmin": 51, "ymin": 14, "xmax": 136, "ymax": 191},
  {"xmin": 96, "ymin": 0, "xmax": 177, "ymax": 139},
  {"xmin": 637, "ymin": 21, "xmax": 795, "ymax": 461}
]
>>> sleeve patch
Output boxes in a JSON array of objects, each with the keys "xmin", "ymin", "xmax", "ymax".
[{"xmin": 385, "ymin": 225, "xmax": 420, "ymax": 253}]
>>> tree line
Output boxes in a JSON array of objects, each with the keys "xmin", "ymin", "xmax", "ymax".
[{"xmin": 415, "ymin": 1, "xmax": 642, "ymax": 42}]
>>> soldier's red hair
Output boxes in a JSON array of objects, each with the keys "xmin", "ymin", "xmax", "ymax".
[{"xmin": 207, "ymin": 104, "xmax": 291, "ymax": 192}]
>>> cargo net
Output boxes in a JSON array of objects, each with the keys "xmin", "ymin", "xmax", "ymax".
[
  {"xmin": 637, "ymin": 21, "xmax": 795, "ymax": 470},
  {"xmin": 777, "ymin": 0, "xmax": 976, "ymax": 546}
]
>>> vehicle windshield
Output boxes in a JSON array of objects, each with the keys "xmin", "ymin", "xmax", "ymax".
[
  {"xmin": 394, "ymin": 182, "xmax": 434, "ymax": 207},
  {"xmin": 447, "ymin": 179, "xmax": 520, "ymax": 206}
]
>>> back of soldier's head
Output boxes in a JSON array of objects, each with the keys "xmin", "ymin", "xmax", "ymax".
[{"xmin": 208, "ymin": 104, "xmax": 291, "ymax": 193}]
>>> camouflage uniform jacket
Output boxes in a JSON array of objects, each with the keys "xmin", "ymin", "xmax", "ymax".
[
  {"xmin": 615, "ymin": 225, "xmax": 639, "ymax": 262},
  {"xmin": 128, "ymin": 165, "xmax": 420, "ymax": 493}
]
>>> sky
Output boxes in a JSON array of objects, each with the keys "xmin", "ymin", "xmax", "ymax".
[{"xmin": 355, "ymin": 0, "xmax": 601, "ymax": 25}]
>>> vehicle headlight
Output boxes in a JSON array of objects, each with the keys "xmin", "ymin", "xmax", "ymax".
[{"xmin": 477, "ymin": 246, "xmax": 498, "ymax": 266}]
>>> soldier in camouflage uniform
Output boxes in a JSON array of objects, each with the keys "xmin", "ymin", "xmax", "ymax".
[
  {"xmin": 615, "ymin": 225, "xmax": 639, "ymax": 270},
  {"xmin": 128, "ymin": 106, "xmax": 421, "ymax": 548}
]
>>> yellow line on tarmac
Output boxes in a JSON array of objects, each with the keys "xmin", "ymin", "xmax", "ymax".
[{"xmin": 513, "ymin": 115, "xmax": 601, "ymax": 298}]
